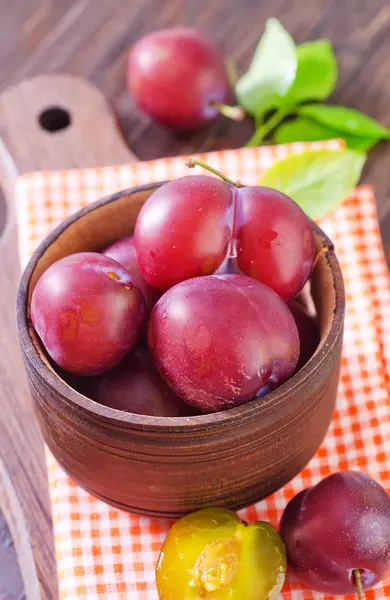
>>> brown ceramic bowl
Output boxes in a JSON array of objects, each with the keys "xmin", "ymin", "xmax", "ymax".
[{"xmin": 17, "ymin": 183, "xmax": 344, "ymax": 518}]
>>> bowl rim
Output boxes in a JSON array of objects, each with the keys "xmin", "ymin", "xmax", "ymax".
[{"xmin": 17, "ymin": 183, "xmax": 345, "ymax": 433}]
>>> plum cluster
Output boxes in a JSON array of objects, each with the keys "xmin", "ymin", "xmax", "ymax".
[{"xmin": 31, "ymin": 165, "xmax": 320, "ymax": 414}]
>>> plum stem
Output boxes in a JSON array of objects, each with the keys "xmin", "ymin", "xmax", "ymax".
[
  {"xmin": 209, "ymin": 100, "xmax": 245, "ymax": 121},
  {"xmin": 353, "ymin": 569, "xmax": 366, "ymax": 600},
  {"xmin": 245, "ymin": 107, "xmax": 294, "ymax": 147},
  {"xmin": 185, "ymin": 159, "xmax": 242, "ymax": 188}
]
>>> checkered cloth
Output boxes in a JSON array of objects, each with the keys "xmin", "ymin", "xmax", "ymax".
[{"xmin": 16, "ymin": 140, "xmax": 390, "ymax": 600}]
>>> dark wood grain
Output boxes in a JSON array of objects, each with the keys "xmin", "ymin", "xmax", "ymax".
[
  {"xmin": 0, "ymin": 178, "xmax": 57, "ymax": 600},
  {"xmin": 1, "ymin": 1, "xmax": 390, "ymax": 597},
  {"xmin": 17, "ymin": 184, "xmax": 344, "ymax": 518},
  {"xmin": 0, "ymin": 74, "xmax": 136, "ymax": 600},
  {"xmin": 0, "ymin": 514, "xmax": 25, "ymax": 600},
  {"xmin": 2, "ymin": 0, "xmax": 390, "ymax": 253}
]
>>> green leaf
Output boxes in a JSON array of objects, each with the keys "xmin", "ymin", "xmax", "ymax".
[
  {"xmin": 299, "ymin": 104, "xmax": 390, "ymax": 140},
  {"xmin": 279, "ymin": 40, "xmax": 337, "ymax": 105},
  {"xmin": 236, "ymin": 19, "xmax": 297, "ymax": 117},
  {"xmin": 259, "ymin": 149, "xmax": 366, "ymax": 219},
  {"xmin": 274, "ymin": 116, "xmax": 377, "ymax": 151}
]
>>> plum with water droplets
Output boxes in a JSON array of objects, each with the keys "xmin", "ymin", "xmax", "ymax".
[
  {"xmin": 148, "ymin": 274, "xmax": 299, "ymax": 412},
  {"xmin": 31, "ymin": 252, "xmax": 146, "ymax": 375}
]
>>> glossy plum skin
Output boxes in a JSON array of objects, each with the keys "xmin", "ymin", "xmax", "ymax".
[
  {"xmin": 280, "ymin": 471, "xmax": 390, "ymax": 594},
  {"xmin": 288, "ymin": 299, "xmax": 320, "ymax": 371},
  {"xmin": 128, "ymin": 28, "xmax": 231, "ymax": 131},
  {"xmin": 76, "ymin": 347, "xmax": 195, "ymax": 417},
  {"xmin": 134, "ymin": 176, "xmax": 232, "ymax": 291},
  {"xmin": 103, "ymin": 235, "xmax": 160, "ymax": 312},
  {"xmin": 156, "ymin": 508, "xmax": 286, "ymax": 600},
  {"xmin": 134, "ymin": 175, "xmax": 315, "ymax": 300},
  {"xmin": 148, "ymin": 274, "xmax": 299, "ymax": 412},
  {"xmin": 30, "ymin": 252, "xmax": 146, "ymax": 376},
  {"xmin": 236, "ymin": 187, "xmax": 316, "ymax": 301}
]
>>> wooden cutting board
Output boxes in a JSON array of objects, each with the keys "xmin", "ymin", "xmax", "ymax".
[{"xmin": 0, "ymin": 74, "xmax": 138, "ymax": 600}]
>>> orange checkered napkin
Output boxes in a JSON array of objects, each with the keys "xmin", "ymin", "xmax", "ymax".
[{"xmin": 16, "ymin": 140, "xmax": 390, "ymax": 600}]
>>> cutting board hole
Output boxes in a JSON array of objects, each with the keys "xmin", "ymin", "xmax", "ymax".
[{"xmin": 38, "ymin": 107, "xmax": 71, "ymax": 132}]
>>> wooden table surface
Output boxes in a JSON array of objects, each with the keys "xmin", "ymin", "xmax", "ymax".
[{"xmin": 1, "ymin": 0, "xmax": 390, "ymax": 597}]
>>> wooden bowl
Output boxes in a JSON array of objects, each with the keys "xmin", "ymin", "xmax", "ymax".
[{"xmin": 17, "ymin": 183, "xmax": 345, "ymax": 518}]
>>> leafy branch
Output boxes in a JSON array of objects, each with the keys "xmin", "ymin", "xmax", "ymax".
[{"xmin": 235, "ymin": 19, "xmax": 390, "ymax": 151}]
